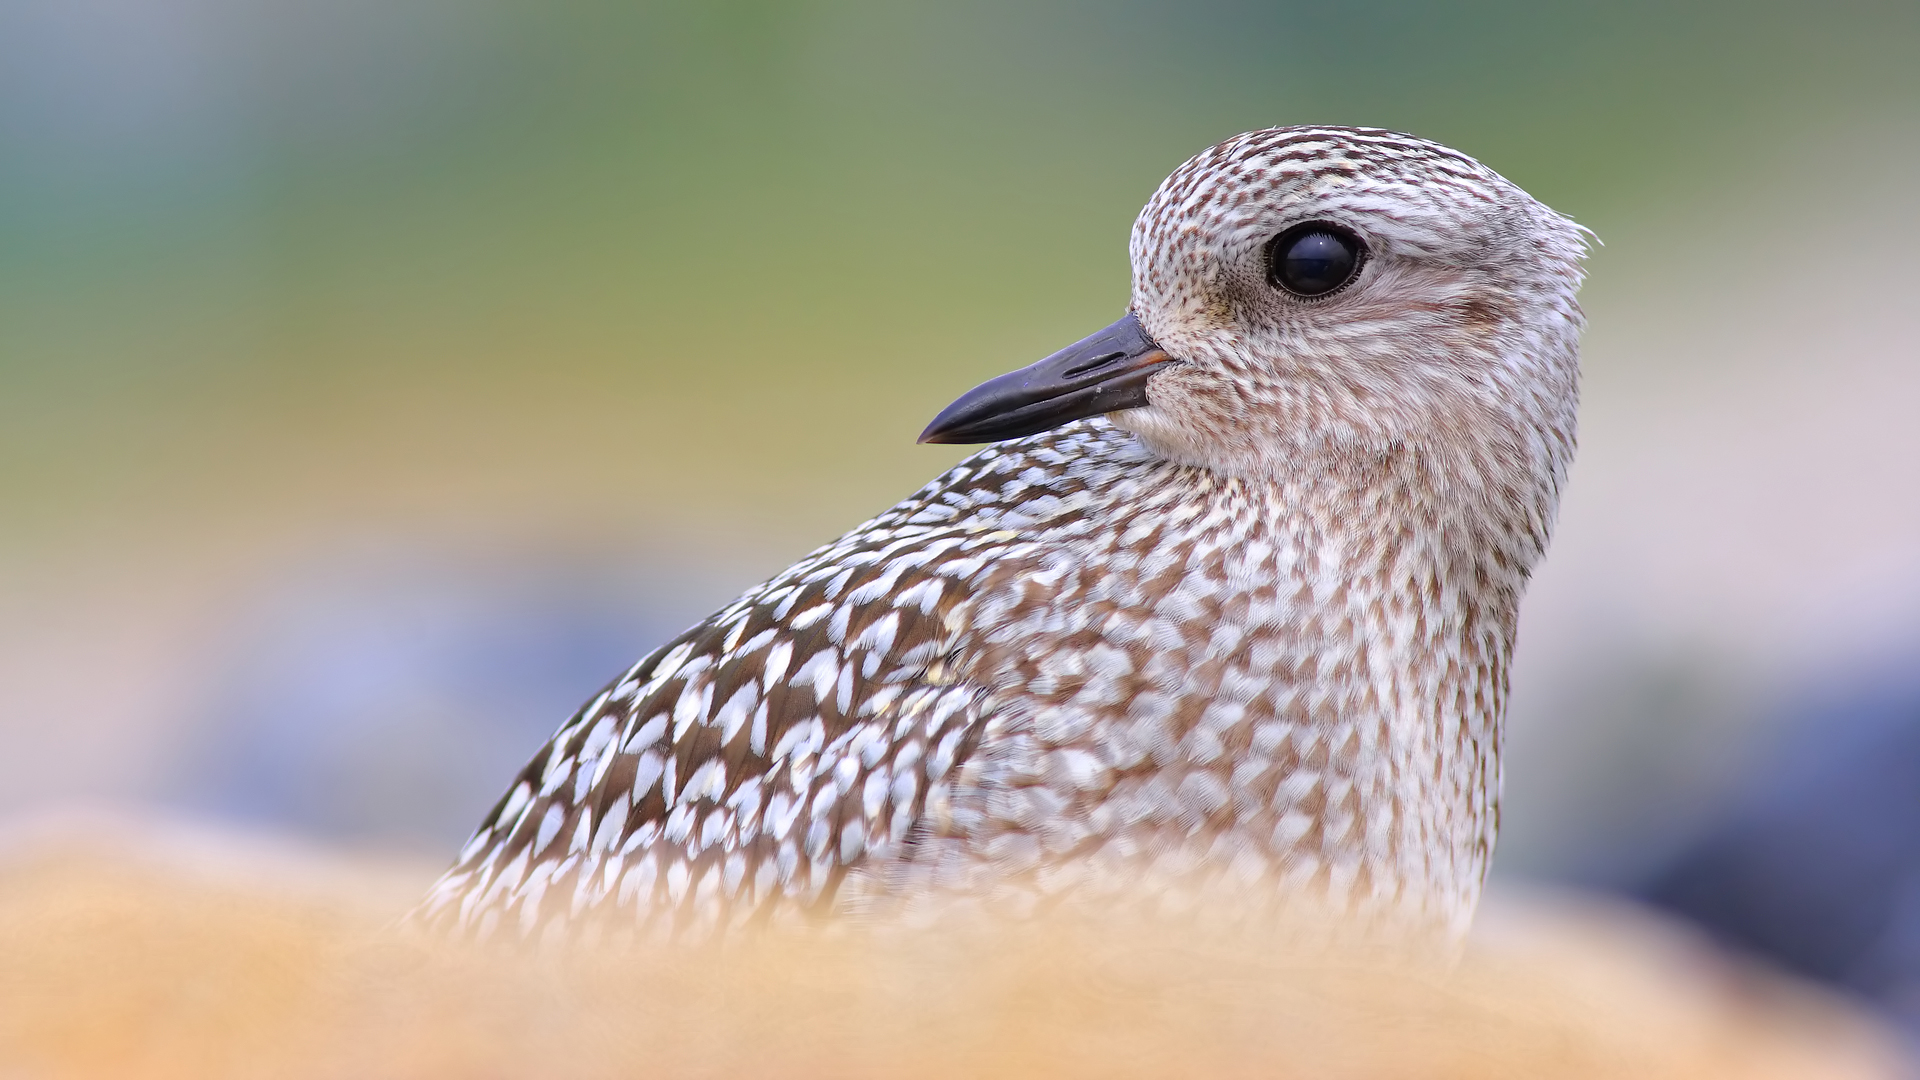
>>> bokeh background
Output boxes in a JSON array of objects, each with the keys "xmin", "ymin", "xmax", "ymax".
[{"xmin": 4, "ymin": 0, "xmax": 1918, "ymax": 1029}]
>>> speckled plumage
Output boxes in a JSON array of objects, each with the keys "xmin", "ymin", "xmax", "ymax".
[{"xmin": 417, "ymin": 126, "xmax": 1589, "ymax": 940}]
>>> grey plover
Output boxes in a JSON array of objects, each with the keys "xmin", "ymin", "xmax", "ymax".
[{"xmin": 418, "ymin": 126, "xmax": 1590, "ymax": 940}]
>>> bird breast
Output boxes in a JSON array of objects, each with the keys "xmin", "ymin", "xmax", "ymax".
[{"xmin": 857, "ymin": 419, "xmax": 1519, "ymax": 931}]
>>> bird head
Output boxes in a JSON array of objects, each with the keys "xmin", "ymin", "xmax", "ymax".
[{"xmin": 920, "ymin": 126, "xmax": 1590, "ymax": 521}]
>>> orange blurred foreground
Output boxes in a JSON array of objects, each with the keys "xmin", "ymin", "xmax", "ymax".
[{"xmin": 0, "ymin": 814, "xmax": 1908, "ymax": 1080}]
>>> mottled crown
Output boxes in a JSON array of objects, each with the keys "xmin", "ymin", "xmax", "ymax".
[{"xmin": 1119, "ymin": 126, "xmax": 1589, "ymax": 532}]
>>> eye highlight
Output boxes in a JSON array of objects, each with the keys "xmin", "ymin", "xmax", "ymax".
[{"xmin": 1265, "ymin": 222, "xmax": 1366, "ymax": 298}]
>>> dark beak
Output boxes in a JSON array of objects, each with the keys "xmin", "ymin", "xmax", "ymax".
[{"xmin": 917, "ymin": 313, "xmax": 1178, "ymax": 444}]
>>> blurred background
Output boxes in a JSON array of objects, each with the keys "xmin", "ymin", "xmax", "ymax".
[{"xmin": 2, "ymin": 0, "xmax": 1917, "ymax": 1032}]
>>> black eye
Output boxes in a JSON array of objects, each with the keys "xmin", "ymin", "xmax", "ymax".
[{"xmin": 1265, "ymin": 222, "xmax": 1365, "ymax": 298}]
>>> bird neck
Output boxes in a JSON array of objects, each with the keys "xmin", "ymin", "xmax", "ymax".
[
  {"xmin": 1183, "ymin": 449, "xmax": 1522, "ymax": 925},
  {"xmin": 957, "ymin": 423, "xmax": 1537, "ymax": 930}
]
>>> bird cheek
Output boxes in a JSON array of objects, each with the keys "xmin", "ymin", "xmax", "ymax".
[
  {"xmin": 1141, "ymin": 362, "xmax": 1211, "ymax": 411},
  {"xmin": 1143, "ymin": 367, "xmax": 1250, "ymax": 435}
]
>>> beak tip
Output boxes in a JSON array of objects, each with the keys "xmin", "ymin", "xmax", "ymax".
[{"xmin": 917, "ymin": 409, "xmax": 969, "ymax": 444}]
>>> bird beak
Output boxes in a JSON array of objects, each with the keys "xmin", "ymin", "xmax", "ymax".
[{"xmin": 917, "ymin": 313, "xmax": 1178, "ymax": 444}]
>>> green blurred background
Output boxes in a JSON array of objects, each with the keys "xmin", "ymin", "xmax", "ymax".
[{"xmin": 3, "ymin": 0, "xmax": 1918, "ymax": 897}]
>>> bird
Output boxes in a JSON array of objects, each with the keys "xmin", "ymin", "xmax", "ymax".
[{"xmin": 415, "ymin": 126, "xmax": 1590, "ymax": 943}]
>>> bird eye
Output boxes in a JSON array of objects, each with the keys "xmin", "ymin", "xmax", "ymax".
[{"xmin": 1265, "ymin": 222, "xmax": 1365, "ymax": 298}]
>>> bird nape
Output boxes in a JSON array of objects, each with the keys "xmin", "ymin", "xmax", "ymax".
[{"xmin": 415, "ymin": 126, "xmax": 1590, "ymax": 943}]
